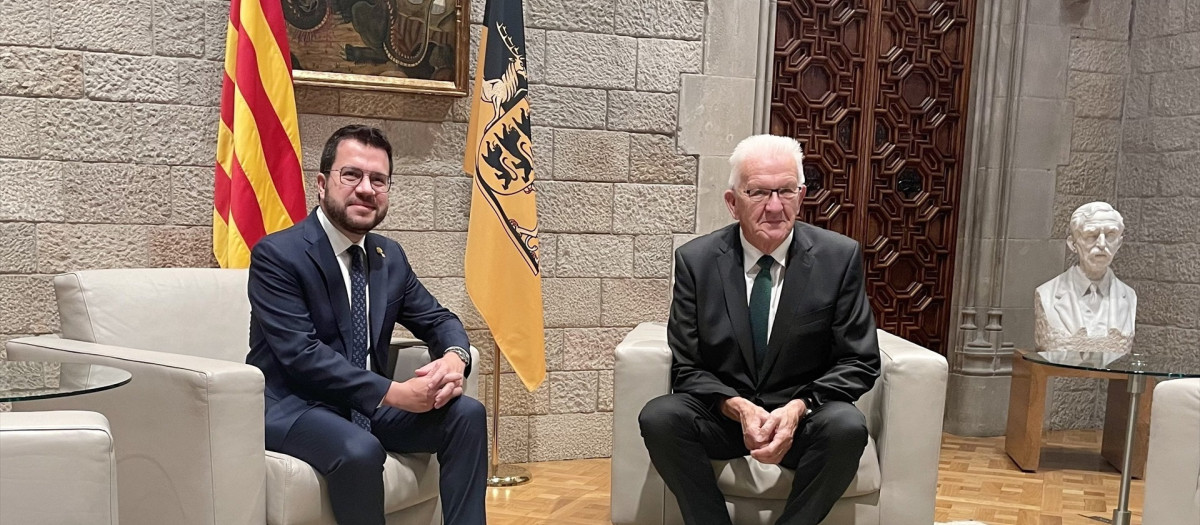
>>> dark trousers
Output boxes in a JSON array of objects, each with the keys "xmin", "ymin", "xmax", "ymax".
[
  {"xmin": 273, "ymin": 395, "xmax": 488, "ymax": 525},
  {"xmin": 639, "ymin": 393, "xmax": 867, "ymax": 525}
]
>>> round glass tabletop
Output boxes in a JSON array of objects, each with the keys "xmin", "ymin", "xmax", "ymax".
[
  {"xmin": 0, "ymin": 361, "xmax": 132, "ymax": 402},
  {"xmin": 1024, "ymin": 350, "xmax": 1200, "ymax": 378}
]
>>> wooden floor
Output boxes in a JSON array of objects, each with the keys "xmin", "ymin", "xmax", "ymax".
[{"xmin": 485, "ymin": 429, "xmax": 1143, "ymax": 525}]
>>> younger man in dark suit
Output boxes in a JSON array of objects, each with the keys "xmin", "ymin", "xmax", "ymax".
[
  {"xmin": 246, "ymin": 125, "xmax": 486, "ymax": 525},
  {"xmin": 639, "ymin": 134, "xmax": 881, "ymax": 525}
]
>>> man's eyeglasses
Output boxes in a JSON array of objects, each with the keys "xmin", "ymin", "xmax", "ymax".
[
  {"xmin": 328, "ymin": 166, "xmax": 393, "ymax": 193},
  {"xmin": 742, "ymin": 187, "xmax": 800, "ymax": 202}
]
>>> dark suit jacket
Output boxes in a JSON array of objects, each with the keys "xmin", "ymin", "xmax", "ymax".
[
  {"xmin": 669, "ymin": 222, "xmax": 880, "ymax": 411},
  {"xmin": 246, "ymin": 208, "xmax": 470, "ymax": 446}
]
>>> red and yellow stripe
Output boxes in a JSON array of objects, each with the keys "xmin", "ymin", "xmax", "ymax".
[{"xmin": 214, "ymin": 0, "xmax": 306, "ymax": 268}]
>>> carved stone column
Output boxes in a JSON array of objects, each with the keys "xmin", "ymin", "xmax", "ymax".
[{"xmin": 943, "ymin": 0, "xmax": 1028, "ymax": 436}]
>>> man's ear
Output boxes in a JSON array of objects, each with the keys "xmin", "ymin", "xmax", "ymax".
[
  {"xmin": 795, "ymin": 185, "xmax": 807, "ymax": 220},
  {"xmin": 1065, "ymin": 236, "xmax": 1078, "ymax": 255},
  {"xmin": 315, "ymin": 172, "xmax": 327, "ymax": 200},
  {"xmin": 724, "ymin": 189, "xmax": 738, "ymax": 219}
]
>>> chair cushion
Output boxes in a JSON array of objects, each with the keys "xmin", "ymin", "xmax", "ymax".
[
  {"xmin": 713, "ymin": 434, "xmax": 881, "ymax": 500},
  {"xmin": 265, "ymin": 451, "xmax": 440, "ymax": 525}
]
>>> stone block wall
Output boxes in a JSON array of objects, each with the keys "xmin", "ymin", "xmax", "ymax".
[
  {"xmin": 1013, "ymin": 0, "xmax": 1200, "ymax": 430},
  {"xmin": 1, "ymin": 0, "xmax": 228, "ymax": 347},
  {"xmin": 1117, "ymin": 0, "xmax": 1200, "ymax": 384},
  {"xmin": 994, "ymin": 0, "xmax": 1132, "ymax": 430},
  {"xmin": 0, "ymin": 0, "xmax": 766, "ymax": 462}
]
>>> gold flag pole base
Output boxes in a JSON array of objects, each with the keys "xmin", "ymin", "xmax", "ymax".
[
  {"xmin": 487, "ymin": 346, "xmax": 531, "ymax": 487},
  {"xmin": 487, "ymin": 463, "xmax": 532, "ymax": 486}
]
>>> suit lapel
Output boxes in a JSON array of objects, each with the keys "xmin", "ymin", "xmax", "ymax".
[
  {"xmin": 303, "ymin": 212, "xmax": 355, "ymax": 353},
  {"xmin": 757, "ymin": 227, "xmax": 813, "ymax": 385},
  {"xmin": 365, "ymin": 234, "xmax": 389, "ymax": 365},
  {"xmin": 717, "ymin": 227, "xmax": 757, "ymax": 376}
]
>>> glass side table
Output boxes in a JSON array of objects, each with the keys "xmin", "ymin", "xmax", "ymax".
[
  {"xmin": 0, "ymin": 360, "xmax": 132, "ymax": 403},
  {"xmin": 1022, "ymin": 351, "xmax": 1200, "ymax": 525}
]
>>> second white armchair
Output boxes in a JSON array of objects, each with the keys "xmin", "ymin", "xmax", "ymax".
[{"xmin": 610, "ymin": 322, "xmax": 948, "ymax": 525}]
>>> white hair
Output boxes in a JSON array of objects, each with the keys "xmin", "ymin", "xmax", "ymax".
[
  {"xmin": 1069, "ymin": 201, "xmax": 1124, "ymax": 236},
  {"xmin": 727, "ymin": 134, "xmax": 806, "ymax": 188}
]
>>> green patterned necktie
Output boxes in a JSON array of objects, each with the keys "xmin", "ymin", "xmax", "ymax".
[{"xmin": 749, "ymin": 255, "xmax": 774, "ymax": 366}]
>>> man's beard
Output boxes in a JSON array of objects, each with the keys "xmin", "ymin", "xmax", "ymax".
[{"xmin": 322, "ymin": 193, "xmax": 387, "ymax": 236}]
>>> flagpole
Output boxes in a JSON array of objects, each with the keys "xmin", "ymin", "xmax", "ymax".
[
  {"xmin": 486, "ymin": 348, "xmax": 531, "ymax": 486},
  {"xmin": 466, "ymin": 0, "xmax": 542, "ymax": 486}
]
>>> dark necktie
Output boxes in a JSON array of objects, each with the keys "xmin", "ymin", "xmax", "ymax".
[
  {"xmin": 348, "ymin": 246, "xmax": 371, "ymax": 430},
  {"xmin": 749, "ymin": 255, "xmax": 774, "ymax": 366}
]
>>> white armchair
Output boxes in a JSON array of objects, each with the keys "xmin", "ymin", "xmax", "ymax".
[
  {"xmin": 1143, "ymin": 377, "xmax": 1200, "ymax": 525},
  {"xmin": 5, "ymin": 269, "xmax": 478, "ymax": 525},
  {"xmin": 611, "ymin": 322, "xmax": 948, "ymax": 525},
  {"xmin": 0, "ymin": 411, "xmax": 118, "ymax": 525}
]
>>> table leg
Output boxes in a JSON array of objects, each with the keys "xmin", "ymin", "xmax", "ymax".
[
  {"xmin": 1005, "ymin": 351, "xmax": 1046, "ymax": 471},
  {"xmin": 1103, "ymin": 377, "xmax": 1155, "ymax": 478},
  {"xmin": 1111, "ymin": 374, "xmax": 1145, "ymax": 525}
]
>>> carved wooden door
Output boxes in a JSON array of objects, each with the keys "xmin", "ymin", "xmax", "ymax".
[{"xmin": 770, "ymin": 0, "xmax": 975, "ymax": 353}]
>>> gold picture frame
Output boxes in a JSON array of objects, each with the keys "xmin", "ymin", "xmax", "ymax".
[{"xmin": 284, "ymin": 0, "xmax": 471, "ymax": 96}]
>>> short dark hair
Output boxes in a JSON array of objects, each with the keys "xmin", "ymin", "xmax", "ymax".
[{"xmin": 319, "ymin": 125, "xmax": 393, "ymax": 175}]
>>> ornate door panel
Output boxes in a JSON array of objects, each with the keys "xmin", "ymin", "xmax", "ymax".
[
  {"xmin": 771, "ymin": 0, "xmax": 975, "ymax": 353},
  {"xmin": 770, "ymin": 0, "xmax": 871, "ymax": 236}
]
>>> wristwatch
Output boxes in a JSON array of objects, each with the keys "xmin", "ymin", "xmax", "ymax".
[
  {"xmin": 802, "ymin": 395, "xmax": 818, "ymax": 417},
  {"xmin": 445, "ymin": 346, "xmax": 470, "ymax": 366}
]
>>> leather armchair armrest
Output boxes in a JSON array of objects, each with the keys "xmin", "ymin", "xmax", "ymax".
[
  {"xmin": 872, "ymin": 331, "xmax": 948, "ymax": 525},
  {"xmin": 5, "ymin": 335, "xmax": 266, "ymax": 525},
  {"xmin": 1143, "ymin": 378, "xmax": 1200, "ymax": 525},
  {"xmin": 0, "ymin": 411, "xmax": 118, "ymax": 525},
  {"xmin": 611, "ymin": 322, "xmax": 673, "ymax": 525}
]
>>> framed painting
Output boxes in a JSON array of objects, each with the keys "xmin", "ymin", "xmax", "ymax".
[{"xmin": 283, "ymin": 0, "xmax": 471, "ymax": 96}]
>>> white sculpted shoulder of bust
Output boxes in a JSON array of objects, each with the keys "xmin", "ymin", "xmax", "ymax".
[{"xmin": 1033, "ymin": 202, "xmax": 1137, "ymax": 353}]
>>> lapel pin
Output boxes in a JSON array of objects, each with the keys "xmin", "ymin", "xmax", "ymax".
[{"xmin": 376, "ymin": 246, "xmax": 385, "ymax": 258}]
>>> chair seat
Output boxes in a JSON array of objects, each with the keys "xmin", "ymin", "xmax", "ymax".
[
  {"xmin": 265, "ymin": 451, "xmax": 440, "ymax": 525},
  {"xmin": 714, "ymin": 435, "xmax": 881, "ymax": 500}
]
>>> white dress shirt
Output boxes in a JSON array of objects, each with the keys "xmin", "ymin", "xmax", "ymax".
[
  {"xmin": 316, "ymin": 207, "xmax": 373, "ymax": 367},
  {"xmin": 739, "ymin": 230, "xmax": 793, "ymax": 340}
]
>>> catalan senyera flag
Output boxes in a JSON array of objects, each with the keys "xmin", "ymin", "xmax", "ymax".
[
  {"xmin": 213, "ymin": 0, "xmax": 306, "ymax": 268},
  {"xmin": 464, "ymin": 0, "xmax": 545, "ymax": 391}
]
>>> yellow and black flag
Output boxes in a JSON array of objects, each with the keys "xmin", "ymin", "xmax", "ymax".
[{"xmin": 464, "ymin": 0, "xmax": 545, "ymax": 391}]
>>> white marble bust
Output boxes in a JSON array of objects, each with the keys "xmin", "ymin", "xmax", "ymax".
[{"xmin": 1034, "ymin": 202, "xmax": 1137, "ymax": 354}]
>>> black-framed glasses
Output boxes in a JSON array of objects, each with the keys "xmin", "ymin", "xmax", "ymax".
[
  {"xmin": 742, "ymin": 187, "xmax": 800, "ymax": 202},
  {"xmin": 328, "ymin": 166, "xmax": 393, "ymax": 193}
]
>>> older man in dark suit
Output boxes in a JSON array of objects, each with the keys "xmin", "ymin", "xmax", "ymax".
[
  {"xmin": 246, "ymin": 125, "xmax": 486, "ymax": 525},
  {"xmin": 639, "ymin": 134, "xmax": 881, "ymax": 525}
]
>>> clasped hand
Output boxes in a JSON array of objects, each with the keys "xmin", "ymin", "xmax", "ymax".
[
  {"xmin": 722, "ymin": 397, "xmax": 808, "ymax": 465},
  {"xmin": 382, "ymin": 354, "xmax": 465, "ymax": 413}
]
